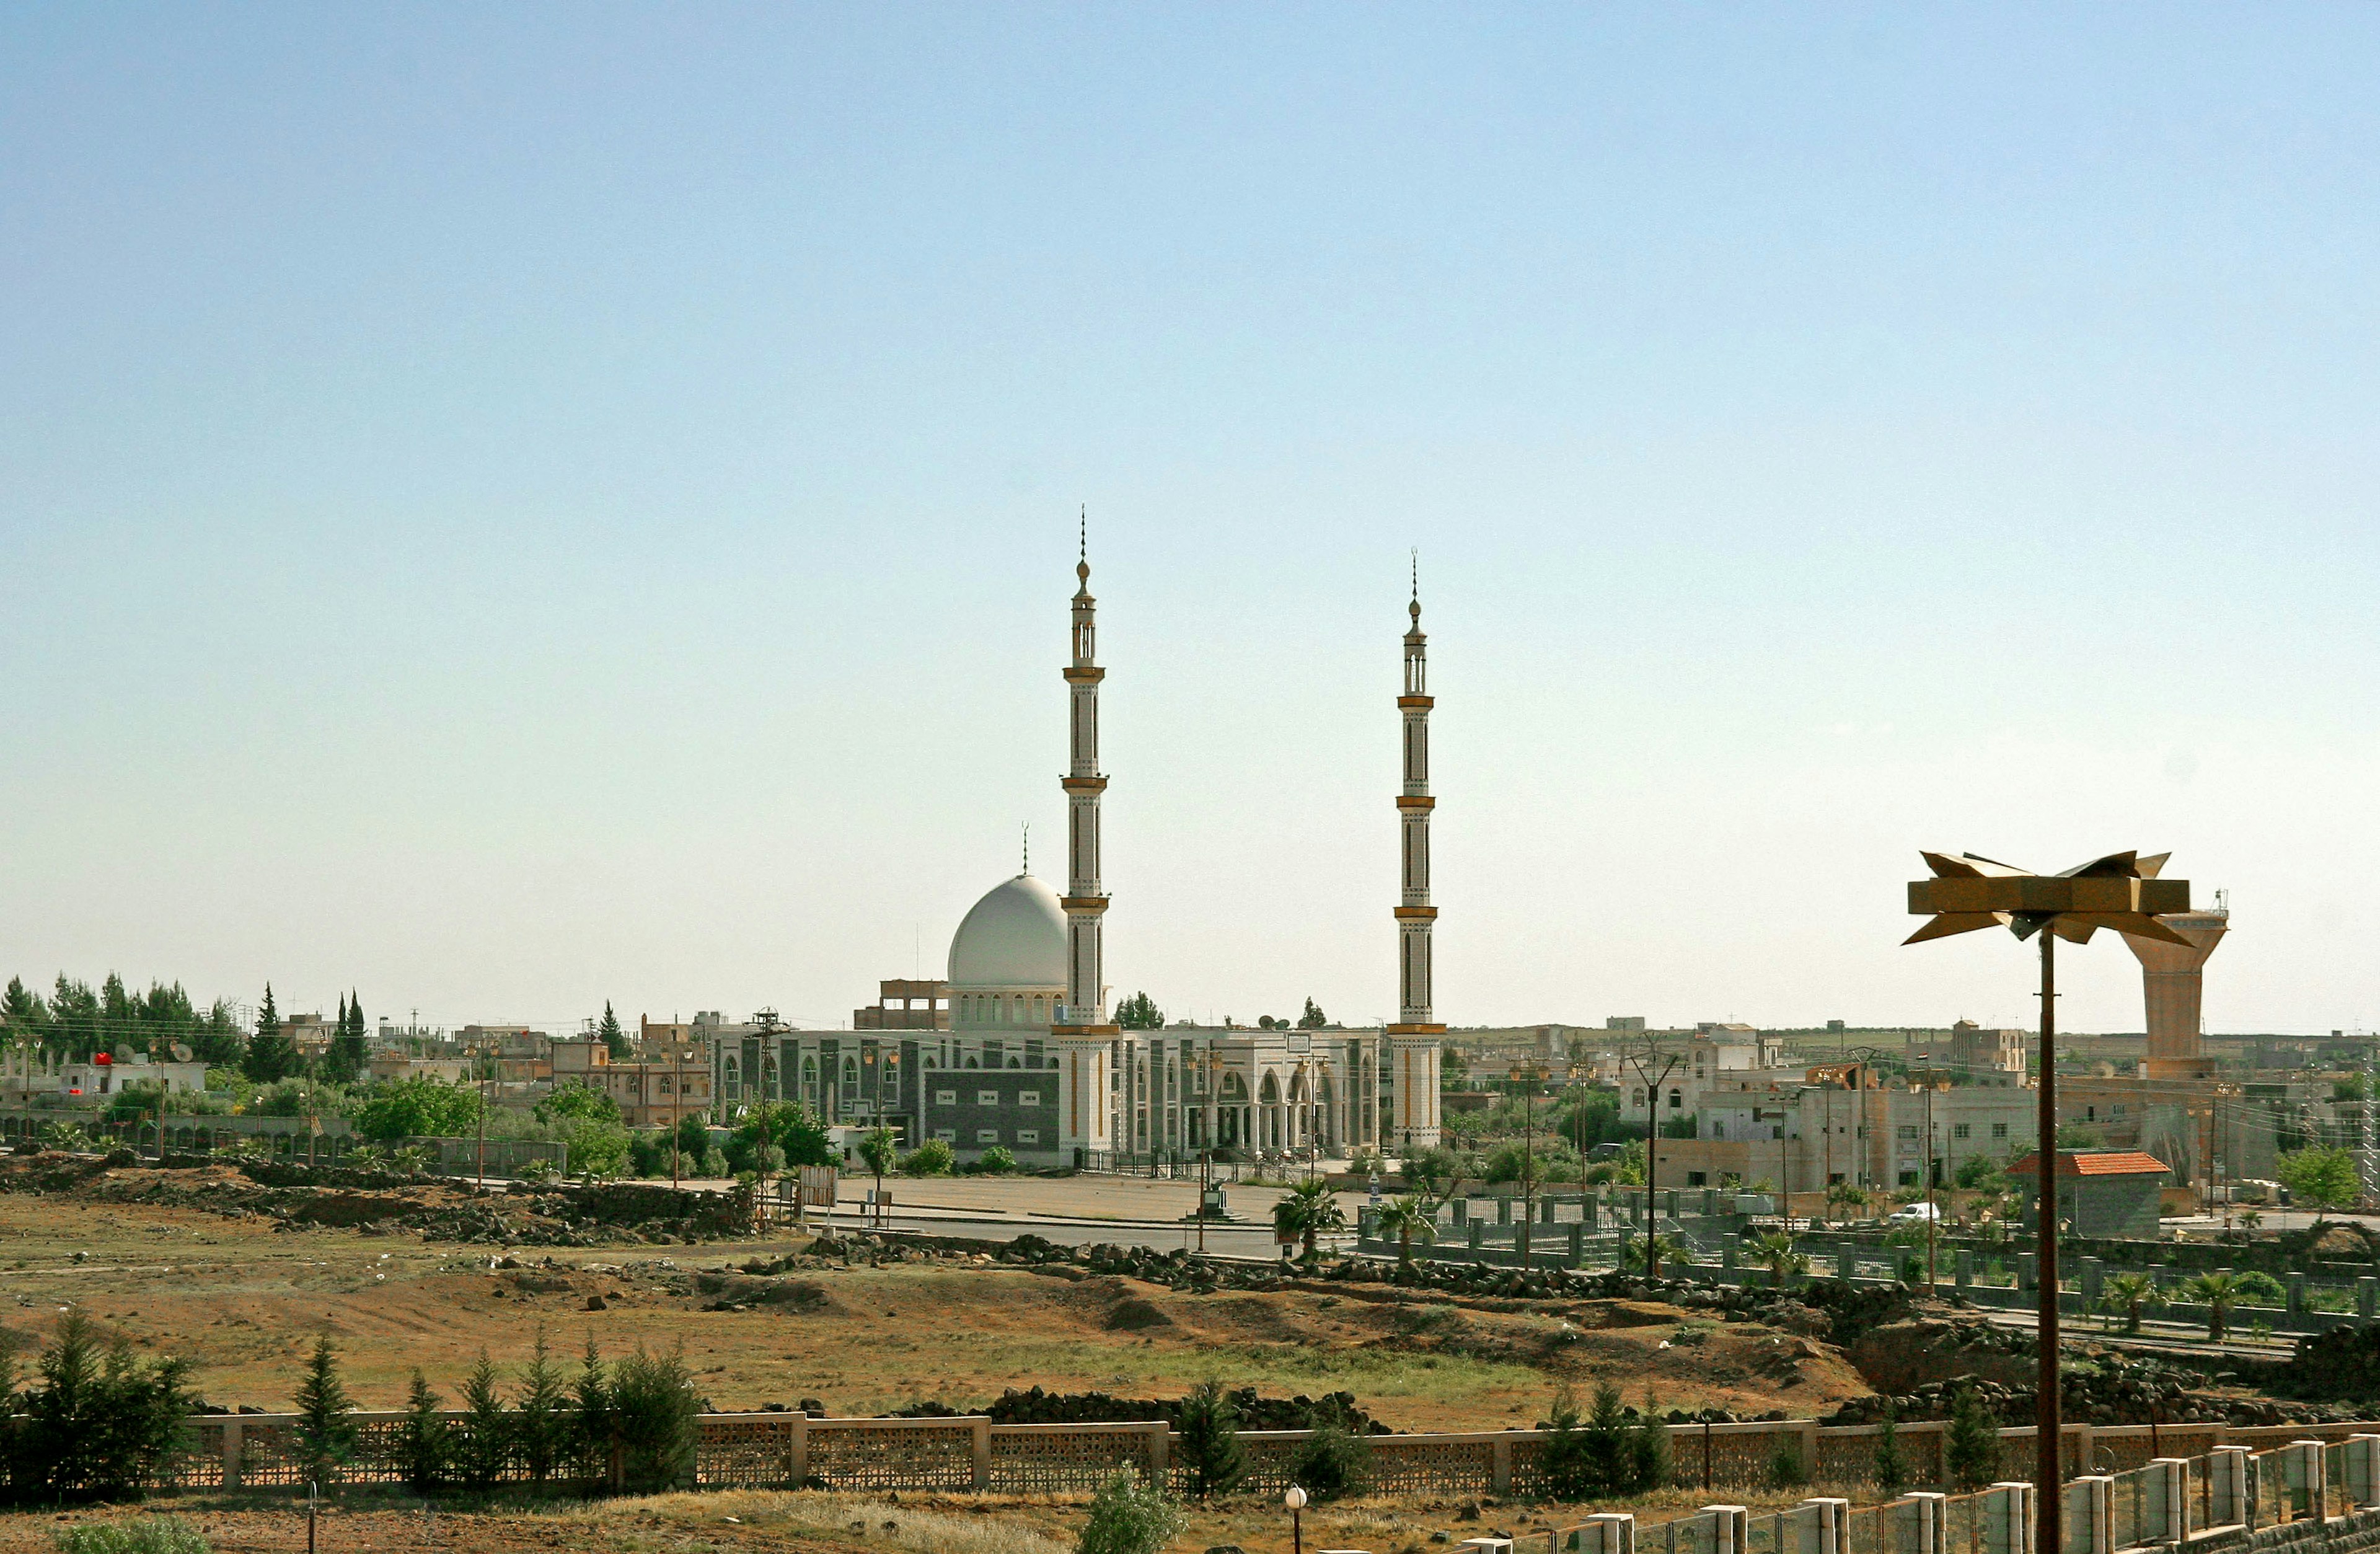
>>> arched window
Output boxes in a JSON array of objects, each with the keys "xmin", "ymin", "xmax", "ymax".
[
  {"xmin": 841, "ymin": 1056, "xmax": 859, "ymax": 1097},
  {"xmin": 1007, "ymin": 1057, "xmax": 1021, "ymax": 1069},
  {"xmin": 1032, "ymin": 996, "xmax": 1046, "ymax": 1023}
]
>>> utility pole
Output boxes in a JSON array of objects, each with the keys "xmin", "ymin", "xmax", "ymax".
[
  {"xmin": 1624, "ymin": 1034, "xmax": 1686, "ymax": 1278},
  {"xmin": 1919, "ymin": 1053, "xmax": 1938, "ymax": 1294}
]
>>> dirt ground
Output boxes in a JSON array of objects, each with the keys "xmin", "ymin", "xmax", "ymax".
[
  {"xmin": 0, "ymin": 1177, "xmax": 1874, "ymax": 1428},
  {"xmin": 4, "ymin": 1483, "xmax": 1855, "ymax": 1554}
]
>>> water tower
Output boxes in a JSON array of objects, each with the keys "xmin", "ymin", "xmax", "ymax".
[{"xmin": 2123, "ymin": 899, "xmax": 2229, "ymax": 1081}]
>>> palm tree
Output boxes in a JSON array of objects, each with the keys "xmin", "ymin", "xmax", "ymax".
[
  {"xmin": 1752, "ymin": 1230, "xmax": 1808, "ymax": 1286},
  {"xmin": 1624, "ymin": 1232, "xmax": 1690, "ymax": 1272},
  {"xmin": 2184, "ymin": 1271, "xmax": 2246, "ymax": 1343},
  {"xmin": 1273, "ymin": 1178, "xmax": 1347, "ymax": 1262},
  {"xmin": 1375, "ymin": 1194, "xmax": 1436, "ymax": 1274},
  {"xmin": 2099, "ymin": 1271, "xmax": 2160, "ymax": 1335}
]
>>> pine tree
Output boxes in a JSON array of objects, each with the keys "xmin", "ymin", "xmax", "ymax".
[
  {"xmin": 573, "ymin": 1335, "xmax": 616, "ymax": 1488},
  {"xmin": 513, "ymin": 1327, "xmax": 572, "ymax": 1485},
  {"xmin": 597, "ymin": 1002, "xmax": 630, "ymax": 1062},
  {"xmin": 1173, "ymin": 1380, "xmax": 1245, "ymax": 1498},
  {"xmin": 1627, "ymin": 1389, "xmax": 1672, "ymax": 1493},
  {"xmin": 244, "ymin": 983, "xmax": 298, "ymax": 1083},
  {"xmin": 402, "ymin": 1369, "xmax": 451, "ymax": 1493},
  {"xmin": 1945, "ymin": 1383, "xmax": 2000, "ymax": 1491},
  {"xmin": 294, "ymin": 1333, "xmax": 358, "ymax": 1488},
  {"xmin": 459, "ymin": 1350, "xmax": 509, "ymax": 1489},
  {"xmin": 1873, "ymin": 1398, "xmax": 1910, "ymax": 1496},
  {"xmin": 1298, "ymin": 997, "xmax": 1328, "ymax": 1029}
]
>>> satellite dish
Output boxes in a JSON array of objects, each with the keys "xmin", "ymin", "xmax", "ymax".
[{"xmin": 171, "ymin": 1043, "xmax": 193, "ymax": 1064}]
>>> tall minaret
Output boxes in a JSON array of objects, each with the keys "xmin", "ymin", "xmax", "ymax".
[
  {"xmin": 1054, "ymin": 518, "xmax": 1117, "ymax": 1160},
  {"xmin": 1387, "ymin": 557, "xmax": 1443, "ymax": 1147}
]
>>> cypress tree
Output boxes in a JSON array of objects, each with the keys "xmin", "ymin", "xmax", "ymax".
[
  {"xmin": 597, "ymin": 1003, "xmax": 630, "ymax": 1062},
  {"xmin": 244, "ymin": 984, "xmax": 297, "ymax": 1084},
  {"xmin": 293, "ymin": 1334, "xmax": 358, "ymax": 1488},
  {"xmin": 1173, "ymin": 1380, "xmax": 1245, "ymax": 1498},
  {"xmin": 402, "ymin": 1369, "xmax": 451, "ymax": 1493},
  {"xmin": 459, "ymin": 1351, "xmax": 509, "ymax": 1490},
  {"xmin": 1874, "ymin": 1399, "xmax": 1910, "ymax": 1496},
  {"xmin": 1626, "ymin": 1390, "xmax": 1672, "ymax": 1493},
  {"xmin": 513, "ymin": 1328, "xmax": 571, "ymax": 1486},
  {"xmin": 1946, "ymin": 1383, "xmax": 2000, "ymax": 1491}
]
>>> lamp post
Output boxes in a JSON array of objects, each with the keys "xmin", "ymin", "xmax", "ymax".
[
  {"xmin": 1284, "ymin": 1484, "xmax": 1308, "ymax": 1554},
  {"xmin": 1906, "ymin": 848, "xmax": 2192, "ymax": 1554}
]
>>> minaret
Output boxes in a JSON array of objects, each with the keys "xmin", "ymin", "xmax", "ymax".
[
  {"xmin": 1386, "ymin": 558, "xmax": 1444, "ymax": 1147},
  {"xmin": 1053, "ymin": 518, "xmax": 1118, "ymax": 1162}
]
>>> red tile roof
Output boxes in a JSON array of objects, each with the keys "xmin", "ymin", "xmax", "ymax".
[{"xmin": 2007, "ymin": 1150, "xmax": 2171, "ymax": 1178}]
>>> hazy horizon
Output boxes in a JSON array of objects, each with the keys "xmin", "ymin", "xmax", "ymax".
[{"xmin": 6, "ymin": 8, "xmax": 2376, "ymax": 1039}]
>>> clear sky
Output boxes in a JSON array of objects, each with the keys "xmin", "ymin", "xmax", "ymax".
[{"xmin": 4, "ymin": 6, "xmax": 2376, "ymax": 1038}]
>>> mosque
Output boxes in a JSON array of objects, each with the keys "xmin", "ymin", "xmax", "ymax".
[{"xmin": 710, "ymin": 539, "xmax": 1445, "ymax": 1168}]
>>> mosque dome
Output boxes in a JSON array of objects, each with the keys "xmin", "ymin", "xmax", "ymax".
[{"xmin": 946, "ymin": 873, "xmax": 1067, "ymax": 989}]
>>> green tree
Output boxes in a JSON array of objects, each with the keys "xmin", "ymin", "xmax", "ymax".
[
  {"xmin": 1945, "ymin": 1383, "xmax": 2001, "ymax": 1490},
  {"xmin": 536, "ymin": 1085, "xmax": 630, "ymax": 1177},
  {"xmin": 457, "ymin": 1351, "xmax": 509, "ymax": 1490},
  {"xmin": 1272, "ymin": 1178, "xmax": 1346, "ymax": 1261},
  {"xmin": 242, "ymin": 984, "xmax": 297, "ymax": 1084},
  {"xmin": 1767, "ymin": 1435, "xmax": 1808, "ymax": 1489},
  {"xmin": 1536, "ymin": 1384, "xmax": 1599, "ymax": 1501},
  {"xmin": 597, "ymin": 1001, "xmax": 630, "ymax": 1061},
  {"xmin": 293, "ymin": 1333, "xmax": 358, "ymax": 1488},
  {"xmin": 1298, "ymin": 998, "xmax": 1328, "ymax": 1030},
  {"xmin": 1398, "ymin": 1144, "xmax": 1461, "ymax": 1202},
  {"xmin": 512, "ymin": 1328, "xmax": 572, "ymax": 1486},
  {"xmin": 2278, "ymin": 1145, "xmax": 2363, "ymax": 1221},
  {"xmin": 322, "ymin": 992, "xmax": 369, "ymax": 1084},
  {"xmin": 2, "ymin": 976, "xmax": 46, "ymax": 1039},
  {"xmin": 22, "ymin": 1310, "xmax": 197, "ymax": 1501},
  {"xmin": 1173, "ymin": 1380, "xmax": 1245, "ymax": 1498},
  {"xmin": 349, "ymin": 1074, "xmax": 482, "ymax": 1139},
  {"xmin": 2100, "ymin": 1271, "xmax": 2161, "ymax": 1335},
  {"xmin": 858, "ymin": 1124, "xmax": 899, "ymax": 1205},
  {"xmin": 1285, "ymin": 1418, "xmax": 1371, "ymax": 1501},
  {"xmin": 572, "ymin": 1336, "xmax": 614, "ymax": 1485},
  {"xmin": 401, "ymin": 1370, "xmax": 451, "ymax": 1493},
  {"xmin": 1375, "ymin": 1194, "xmax": 1436, "ymax": 1273},
  {"xmin": 1077, "ymin": 1469, "xmax": 1188, "ymax": 1554},
  {"xmin": 604, "ymin": 1343, "xmax": 701, "ymax": 1493},
  {"xmin": 1873, "ymin": 1399, "xmax": 1909, "ymax": 1495},
  {"xmin": 1115, "ymin": 992, "xmax": 1164, "ymax": 1030},
  {"xmin": 728, "ymin": 1101, "xmax": 834, "ymax": 1170},
  {"xmin": 2055, "ymin": 1121, "xmax": 2104, "ymax": 1149},
  {"xmin": 1626, "ymin": 1390, "xmax": 1671, "ymax": 1493}
]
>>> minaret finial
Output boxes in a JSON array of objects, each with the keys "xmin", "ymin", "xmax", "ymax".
[
  {"xmin": 1078, "ymin": 507, "xmax": 1090, "ymax": 584},
  {"xmin": 1023, "ymin": 822, "xmax": 1030, "ymax": 875},
  {"xmin": 1409, "ymin": 548, "xmax": 1422, "ymax": 622}
]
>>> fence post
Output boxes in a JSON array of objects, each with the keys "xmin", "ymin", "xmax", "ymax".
[
  {"xmin": 1147, "ymin": 1422, "xmax": 1168, "ymax": 1485},
  {"xmin": 1894, "ymin": 1493, "xmax": 1945, "ymax": 1554},
  {"xmin": 1702, "ymin": 1504, "xmax": 1745, "ymax": 1554},
  {"xmin": 1567, "ymin": 1223, "xmax": 1585, "ymax": 1266},
  {"xmin": 2293, "ymin": 1439, "xmax": 2327, "ymax": 1523},
  {"xmin": 1492, "ymin": 1435, "xmax": 1513, "ymax": 1495},
  {"xmin": 1836, "ymin": 1246, "xmax": 1856, "ymax": 1282},
  {"xmin": 789, "ymin": 1412, "xmax": 809, "ymax": 1488},
  {"xmin": 972, "ymin": 1418, "xmax": 993, "ymax": 1491},
  {"xmin": 2286, "ymin": 1273, "xmax": 2307, "ymax": 1317},
  {"xmin": 1793, "ymin": 1498, "xmax": 1846, "ymax": 1554},
  {"xmin": 1985, "ymin": 1482, "xmax": 2032, "ymax": 1554},
  {"xmin": 2146, "ymin": 1457, "xmax": 2188, "ymax": 1543},
  {"xmin": 2361, "ymin": 1279, "xmax": 2378, "ymax": 1322},
  {"xmin": 2348, "ymin": 1434, "xmax": 2380, "ymax": 1508},
  {"xmin": 2068, "ymin": 1475, "xmax": 2112, "ymax": 1554},
  {"xmin": 221, "ymin": 1419, "xmax": 243, "ymax": 1491},
  {"xmin": 1583, "ymin": 1514, "xmax": 1635, "ymax": 1554},
  {"xmin": 2211, "ymin": 1446, "xmax": 2249, "ymax": 1527},
  {"xmin": 1955, "ymin": 1249, "xmax": 1973, "ymax": 1290}
]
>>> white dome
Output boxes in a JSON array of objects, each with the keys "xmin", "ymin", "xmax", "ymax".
[{"xmin": 947, "ymin": 873, "xmax": 1067, "ymax": 989}]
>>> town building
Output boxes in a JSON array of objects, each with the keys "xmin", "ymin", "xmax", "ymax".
[
  {"xmin": 1649, "ymin": 1070, "xmax": 2039, "ymax": 1194},
  {"xmin": 2012, "ymin": 1149, "xmax": 2172, "ymax": 1238},
  {"xmin": 853, "ymin": 981, "xmax": 950, "ymax": 1031},
  {"xmin": 552, "ymin": 1036, "xmax": 712, "ymax": 1128}
]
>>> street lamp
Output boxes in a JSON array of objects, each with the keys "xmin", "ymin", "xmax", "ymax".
[
  {"xmin": 1284, "ymin": 1484, "xmax": 1308, "ymax": 1554},
  {"xmin": 1906, "ymin": 848, "xmax": 2191, "ymax": 1554}
]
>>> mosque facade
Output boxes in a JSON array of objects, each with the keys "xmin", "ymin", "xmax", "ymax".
[{"xmin": 708, "ymin": 540, "xmax": 1443, "ymax": 1168}]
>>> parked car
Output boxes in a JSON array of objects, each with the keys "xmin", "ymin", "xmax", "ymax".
[{"xmin": 1889, "ymin": 1201, "xmax": 1943, "ymax": 1223}]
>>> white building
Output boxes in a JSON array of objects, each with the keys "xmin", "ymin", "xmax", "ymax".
[{"xmin": 710, "ymin": 536, "xmax": 1444, "ymax": 1165}]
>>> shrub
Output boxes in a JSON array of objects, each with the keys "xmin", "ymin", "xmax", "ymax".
[
  {"xmin": 903, "ymin": 1139, "xmax": 956, "ymax": 1177},
  {"xmin": 1076, "ymin": 1469, "xmax": 1187, "ymax": 1554},
  {"xmin": 51, "ymin": 1518, "xmax": 211, "ymax": 1554},
  {"xmin": 1286, "ymin": 1418, "xmax": 1371, "ymax": 1501},
  {"xmin": 976, "ymin": 1146, "xmax": 1018, "ymax": 1175},
  {"xmin": 348, "ymin": 1076, "xmax": 480, "ymax": 1141},
  {"xmin": 292, "ymin": 1333, "xmax": 356, "ymax": 1488},
  {"xmin": 1173, "ymin": 1380, "xmax": 1244, "ymax": 1498},
  {"xmin": 400, "ymin": 1371, "xmax": 450, "ymax": 1493},
  {"xmin": 1946, "ymin": 1384, "xmax": 2000, "ymax": 1491}
]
